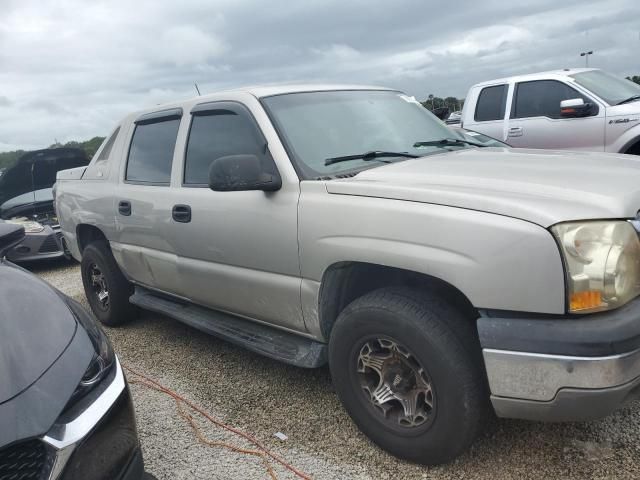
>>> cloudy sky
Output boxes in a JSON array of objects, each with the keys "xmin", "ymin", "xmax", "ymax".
[{"xmin": 1, "ymin": 0, "xmax": 639, "ymax": 151}]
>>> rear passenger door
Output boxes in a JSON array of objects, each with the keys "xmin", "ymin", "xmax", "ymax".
[
  {"xmin": 170, "ymin": 100, "xmax": 305, "ymax": 332},
  {"xmin": 506, "ymin": 80, "xmax": 605, "ymax": 150},
  {"xmin": 111, "ymin": 109, "xmax": 183, "ymax": 294},
  {"xmin": 464, "ymin": 84, "xmax": 509, "ymax": 141}
]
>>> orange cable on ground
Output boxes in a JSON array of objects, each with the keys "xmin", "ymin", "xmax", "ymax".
[{"xmin": 123, "ymin": 365, "xmax": 312, "ymax": 480}]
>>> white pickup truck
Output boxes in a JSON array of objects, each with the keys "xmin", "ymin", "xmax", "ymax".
[{"xmin": 461, "ymin": 68, "xmax": 640, "ymax": 154}]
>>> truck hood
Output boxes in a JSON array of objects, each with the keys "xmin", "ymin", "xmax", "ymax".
[
  {"xmin": 325, "ymin": 148, "xmax": 640, "ymax": 227},
  {"xmin": 0, "ymin": 262, "xmax": 77, "ymax": 404}
]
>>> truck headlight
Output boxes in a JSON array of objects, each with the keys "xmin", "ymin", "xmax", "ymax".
[
  {"xmin": 552, "ymin": 221, "xmax": 640, "ymax": 313},
  {"xmin": 5, "ymin": 218, "xmax": 45, "ymax": 233}
]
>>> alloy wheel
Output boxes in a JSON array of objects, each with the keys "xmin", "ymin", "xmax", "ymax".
[
  {"xmin": 356, "ymin": 337, "xmax": 435, "ymax": 428},
  {"xmin": 89, "ymin": 263, "xmax": 110, "ymax": 311}
]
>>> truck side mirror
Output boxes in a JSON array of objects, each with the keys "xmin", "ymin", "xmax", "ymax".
[
  {"xmin": 560, "ymin": 98, "xmax": 596, "ymax": 118},
  {"xmin": 208, "ymin": 154, "xmax": 282, "ymax": 192}
]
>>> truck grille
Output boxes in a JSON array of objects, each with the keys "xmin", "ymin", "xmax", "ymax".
[
  {"xmin": 0, "ymin": 440, "xmax": 50, "ymax": 480},
  {"xmin": 38, "ymin": 233, "xmax": 61, "ymax": 254}
]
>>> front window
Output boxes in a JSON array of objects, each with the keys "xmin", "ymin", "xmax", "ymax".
[
  {"xmin": 512, "ymin": 80, "xmax": 589, "ymax": 119},
  {"xmin": 262, "ymin": 90, "xmax": 459, "ymax": 179},
  {"xmin": 571, "ymin": 70, "xmax": 640, "ymax": 105}
]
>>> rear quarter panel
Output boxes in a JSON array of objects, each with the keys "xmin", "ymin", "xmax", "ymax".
[{"xmin": 56, "ymin": 121, "xmax": 133, "ymax": 260}]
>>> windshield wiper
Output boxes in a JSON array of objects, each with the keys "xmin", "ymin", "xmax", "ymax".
[
  {"xmin": 324, "ymin": 151, "xmax": 419, "ymax": 166},
  {"xmin": 414, "ymin": 138, "xmax": 488, "ymax": 149},
  {"xmin": 617, "ymin": 95, "xmax": 640, "ymax": 105}
]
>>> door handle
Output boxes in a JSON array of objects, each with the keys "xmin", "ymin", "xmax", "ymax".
[
  {"xmin": 508, "ymin": 126, "xmax": 523, "ymax": 137},
  {"xmin": 172, "ymin": 204, "xmax": 192, "ymax": 223},
  {"xmin": 118, "ymin": 200, "xmax": 132, "ymax": 216}
]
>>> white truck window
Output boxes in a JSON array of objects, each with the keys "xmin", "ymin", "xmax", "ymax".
[
  {"xmin": 474, "ymin": 85, "xmax": 507, "ymax": 122},
  {"xmin": 512, "ymin": 80, "xmax": 588, "ymax": 119}
]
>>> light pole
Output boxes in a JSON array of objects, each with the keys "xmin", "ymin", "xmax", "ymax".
[{"xmin": 580, "ymin": 50, "xmax": 593, "ymax": 67}]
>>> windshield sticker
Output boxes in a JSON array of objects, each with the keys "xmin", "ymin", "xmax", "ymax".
[{"xmin": 398, "ymin": 94, "xmax": 422, "ymax": 106}]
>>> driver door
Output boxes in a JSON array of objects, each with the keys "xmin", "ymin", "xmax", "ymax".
[
  {"xmin": 170, "ymin": 101, "xmax": 305, "ymax": 332},
  {"xmin": 506, "ymin": 80, "xmax": 605, "ymax": 151}
]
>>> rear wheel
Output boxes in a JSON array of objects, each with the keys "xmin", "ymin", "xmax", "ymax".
[
  {"xmin": 80, "ymin": 241, "xmax": 137, "ymax": 326},
  {"xmin": 329, "ymin": 287, "xmax": 487, "ymax": 465}
]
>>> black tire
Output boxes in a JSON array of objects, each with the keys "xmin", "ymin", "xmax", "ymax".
[
  {"xmin": 80, "ymin": 241, "xmax": 137, "ymax": 326},
  {"xmin": 328, "ymin": 287, "xmax": 488, "ymax": 465}
]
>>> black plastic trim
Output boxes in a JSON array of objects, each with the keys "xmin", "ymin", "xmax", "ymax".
[
  {"xmin": 130, "ymin": 286, "xmax": 327, "ymax": 368},
  {"xmin": 478, "ymin": 297, "xmax": 640, "ymax": 357},
  {"xmin": 134, "ymin": 108, "xmax": 183, "ymax": 125}
]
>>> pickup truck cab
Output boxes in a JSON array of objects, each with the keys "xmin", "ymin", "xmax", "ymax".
[
  {"xmin": 56, "ymin": 85, "xmax": 640, "ymax": 465},
  {"xmin": 461, "ymin": 68, "xmax": 640, "ymax": 154}
]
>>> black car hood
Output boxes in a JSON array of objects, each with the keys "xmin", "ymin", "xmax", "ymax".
[
  {"xmin": 0, "ymin": 147, "xmax": 88, "ymax": 219},
  {"xmin": 0, "ymin": 263, "xmax": 77, "ymax": 403}
]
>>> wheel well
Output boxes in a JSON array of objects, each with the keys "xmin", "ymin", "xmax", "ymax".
[
  {"xmin": 625, "ymin": 139, "xmax": 640, "ymax": 155},
  {"xmin": 76, "ymin": 224, "xmax": 108, "ymax": 253},
  {"xmin": 318, "ymin": 262, "xmax": 477, "ymax": 339}
]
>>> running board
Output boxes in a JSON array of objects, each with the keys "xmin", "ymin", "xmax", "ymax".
[{"xmin": 129, "ymin": 287, "xmax": 327, "ymax": 368}]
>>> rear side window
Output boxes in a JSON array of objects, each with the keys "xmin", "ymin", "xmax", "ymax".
[
  {"xmin": 126, "ymin": 118, "xmax": 180, "ymax": 184},
  {"xmin": 184, "ymin": 106, "xmax": 267, "ymax": 185},
  {"xmin": 512, "ymin": 80, "xmax": 588, "ymax": 119},
  {"xmin": 474, "ymin": 85, "xmax": 507, "ymax": 122}
]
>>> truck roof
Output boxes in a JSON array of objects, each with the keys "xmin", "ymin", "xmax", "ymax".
[
  {"xmin": 471, "ymin": 68, "xmax": 599, "ymax": 88},
  {"xmin": 129, "ymin": 84, "xmax": 395, "ymax": 119}
]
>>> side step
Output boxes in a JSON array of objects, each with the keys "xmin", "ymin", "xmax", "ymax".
[{"xmin": 129, "ymin": 287, "xmax": 327, "ymax": 368}]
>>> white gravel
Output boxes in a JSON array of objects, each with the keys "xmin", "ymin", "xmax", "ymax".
[{"xmin": 32, "ymin": 258, "xmax": 640, "ymax": 480}]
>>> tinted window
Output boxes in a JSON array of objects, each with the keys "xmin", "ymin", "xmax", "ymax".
[
  {"xmin": 97, "ymin": 126, "xmax": 120, "ymax": 162},
  {"xmin": 126, "ymin": 119, "xmax": 180, "ymax": 184},
  {"xmin": 513, "ymin": 80, "xmax": 588, "ymax": 119},
  {"xmin": 474, "ymin": 85, "xmax": 507, "ymax": 122},
  {"xmin": 184, "ymin": 110, "xmax": 265, "ymax": 185}
]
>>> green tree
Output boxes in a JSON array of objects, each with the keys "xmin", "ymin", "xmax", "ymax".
[
  {"xmin": 49, "ymin": 136, "xmax": 106, "ymax": 159},
  {"xmin": 421, "ymin": 95, "xmax": 465, "ymax": 112},
  {"xmin": 627, "ymin": 76, "xmax": 640, "ymax": 85}
]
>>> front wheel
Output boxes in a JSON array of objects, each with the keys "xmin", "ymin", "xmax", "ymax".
[
  {"xmin": 80, "ymin": 241, "xmax": 137, "ymax": 326},
  {"xmin": 329, "ymin": 287, "xmax": 488, "ymax": 465}
]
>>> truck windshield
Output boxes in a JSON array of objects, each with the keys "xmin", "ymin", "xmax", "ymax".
[
  {"xmin": 571, "ymin": 70, "xmax": 640, "ymax": 106},
  {"xmin": 261, "ymin": 90, "xmax": 459, "ymax": 179}
]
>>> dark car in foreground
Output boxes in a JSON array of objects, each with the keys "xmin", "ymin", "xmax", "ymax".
[
  {"xmin": 0, "ymin": 148, "xmax": 88, "ymax": 263},
  {"xmin": 0, "ymin": 223, "xmax": 147, "ymax": 479}
]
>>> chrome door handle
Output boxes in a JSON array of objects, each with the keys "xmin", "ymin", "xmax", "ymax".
[{"xmin": 508, "ymin": 126, "xmax": 523, "ymax": 137}]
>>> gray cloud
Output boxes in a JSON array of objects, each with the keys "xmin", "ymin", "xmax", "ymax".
[{"xmin": 1, "ymin": 0, "xmax": 639, "ymax": 151}]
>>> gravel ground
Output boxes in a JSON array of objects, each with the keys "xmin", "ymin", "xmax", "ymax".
[{"xmin": 32, "ymin": 258, "xmax": 640, "ymax": 479}]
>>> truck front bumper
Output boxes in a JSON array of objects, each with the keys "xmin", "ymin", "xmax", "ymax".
[{"xmin": 478, "ymin": 298, "xmax": 640, "ymax": 421}]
